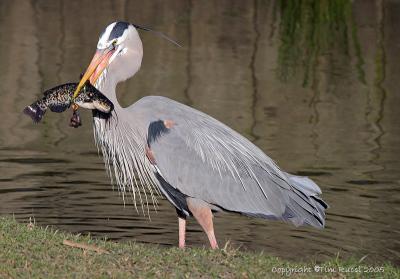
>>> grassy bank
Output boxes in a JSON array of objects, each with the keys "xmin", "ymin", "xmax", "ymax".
[{"xmin": 0, "ymin": 217, "xmax": 398, "ymax": 278}]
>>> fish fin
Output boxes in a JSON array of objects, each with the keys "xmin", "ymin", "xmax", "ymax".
[
  {"xmin": 23, "ymin": 104, "xmax": 46, "ymax": 123},
  {"xmin": 48, "ymin": 103, "xmax": 70, "ymax": 113},
  {"xmin": 43, "ymin": 83, "xmax": 77, "ymax": 96}
]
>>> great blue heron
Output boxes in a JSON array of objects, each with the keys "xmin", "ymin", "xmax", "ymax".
[{"xmin": 73, "ymin": 21, "xmax": 328, "ymax": 249}]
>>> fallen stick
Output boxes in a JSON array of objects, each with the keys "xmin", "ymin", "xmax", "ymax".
[{"xmin": 63, "ymin": 239, "xmax": 109, "ymax": 254}]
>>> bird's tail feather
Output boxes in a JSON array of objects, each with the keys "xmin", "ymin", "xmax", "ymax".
[{"xmin": 283, "ymin": 174, "xmax": 328, "ymax": 228}]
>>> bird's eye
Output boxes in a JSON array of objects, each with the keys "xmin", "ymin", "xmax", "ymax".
[
  {"xmin": 112, "ymin": 40, "xmax": 117, "ymax": 47},
  {"xmin": 88, "ymin": 92, "xmax": 94, "ymax": 98}
]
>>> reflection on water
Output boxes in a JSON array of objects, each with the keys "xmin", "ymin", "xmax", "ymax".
[
  {"xmin": 276, "ymin": 0, "xmax": 364, "ymax": 86},
  {"xmin": 0, "ymin": 0, "xmax": 399, "ymax": 265}
]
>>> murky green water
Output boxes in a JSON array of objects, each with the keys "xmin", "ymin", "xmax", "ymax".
[{"xmin": 0, "ymin": 0, "xmax": 399, "ymax": 265}]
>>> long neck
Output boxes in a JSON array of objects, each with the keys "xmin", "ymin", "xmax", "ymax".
[
  {"xmin": 95, "ymin": 72, "xmax": 121, "ymax": 110},
  {"xmin": 91, "ymin": 75, "xmax": 159, "ymax": 214}
]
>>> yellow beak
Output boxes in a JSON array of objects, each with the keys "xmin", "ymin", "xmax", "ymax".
[{"xmin": 73, "ymin": 46, "xmax": 115, "ymax": 99}]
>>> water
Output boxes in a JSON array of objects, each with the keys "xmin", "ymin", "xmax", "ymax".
[{"xmin": 0, "ymin": 0, "xmax": 399, "ymax": 265}]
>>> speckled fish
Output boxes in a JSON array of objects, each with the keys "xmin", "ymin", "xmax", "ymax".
[{"xmin": 23, "ymin": 83, "xmax": 114, "ymax": 123}]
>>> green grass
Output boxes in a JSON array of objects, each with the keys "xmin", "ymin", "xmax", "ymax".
[{"xmin": 0, "ymin": 217, "xmax": 398, "ymax": 278}]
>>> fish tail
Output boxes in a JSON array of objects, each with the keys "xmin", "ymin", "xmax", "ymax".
[{"xmin": 23, "ymin": 103, "xmax": 46, "ymax": 123}]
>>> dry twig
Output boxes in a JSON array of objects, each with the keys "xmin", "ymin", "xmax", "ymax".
[{"xmin": 63, "ymin": 239, "xmax": 109, "ymax": 254}]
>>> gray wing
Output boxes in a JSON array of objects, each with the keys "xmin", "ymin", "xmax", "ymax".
[{"xmin": 135, "ymin": 96, "xmax": 327, "ymax": 227}]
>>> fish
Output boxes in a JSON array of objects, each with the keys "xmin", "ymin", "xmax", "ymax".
[{"xmin": 23, "ymin": 82, "xmax": 114, "ymax": 123}]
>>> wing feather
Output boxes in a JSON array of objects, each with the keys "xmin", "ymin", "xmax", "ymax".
[{"xmin": 131, "ymin": 96, "xmax": 327, "ymax": 226}]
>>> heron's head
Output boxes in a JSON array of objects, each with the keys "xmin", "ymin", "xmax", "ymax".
[{"xmin": 73, "ymin": 21, "xmax": 143, "ymax": 98}]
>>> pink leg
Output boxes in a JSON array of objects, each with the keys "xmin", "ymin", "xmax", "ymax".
[
  {"xmin": 187, "ymin": 200, "xmax": 219, "ymax": 249},
  {"xmin": 178, "ymin": 217, "xmax": 186, "ymax": 249}
]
